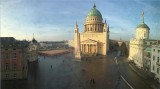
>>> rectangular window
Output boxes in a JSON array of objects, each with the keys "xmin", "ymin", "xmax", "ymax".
[
  {"xmin": 157, "ymin": 68, "xmax": 159, "ymax": 73},
  {"xmin": 5, "ymin": 74, "xmax": 8, "ymax": 78},
  {"xmin": 158, "ymin": 50, "xmax": 160, "ymax": 53},
  {"xmin": 1, "ymin": 53, "xmax": 4, "ymax": 59},
  {"xmin": 153, "ymin": 49, "xmax": 155, "ymax": 52},
  {"xmin": 13, "ymin": 73, "xmax": 16, "ymax": 78},
  {"xmin": 153, "ymin": 66, "xmax": 155, "ymax": 70},
  {"xmin": 13, "ymin": 63, "xmax": 16, "ymax": 70},
  {"xmin": 5, "ymin": 53, "xmax": 9, "ymax": 59},
  {"xmin": 13, "ymin": 53, "xmax": 16, "ymax": 59},
  {"xmin": 5, "ymin": 63, "xmax": 9, "ymax": 70},
  {"xmin": 153, "ymin": 55, "xmax": 155, "ymax": 61},
  {"xmin": 158, "ymin": 57, "xmax": 159, "ymax": 62}
]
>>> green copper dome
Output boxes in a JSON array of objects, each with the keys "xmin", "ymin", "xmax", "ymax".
[
  {"xmin": 87, "ymin": 4, "xmax": 102, "ymax": 17},
  {"xmin": 136, "ymin": 23, "xmax": 150, "ymax": 29},
  {"xmin": 136, "ymin": 11, "xmax": 150, "ymax": 29}
]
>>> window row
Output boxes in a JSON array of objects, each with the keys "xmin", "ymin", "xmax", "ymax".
[
  {"xmin": 87, "ymin": 18, "xmax": 101, "ymax": 21},
  {"xmin": 153, "ymin": 55, "xmax": 159, "ymax": 62},
  {"xmin": 152, "ymin": 66, "xmax": 159, "ymax": 74},
  {"xmin": 5, "ymin": 73, "xmax": 17, "ymax": 79},
  {"xmin": 4, "ymin": 63, "xmax": 17, "ymax": 70},
  {"xmin": 1, "ymin": 53, "xmax": 17, "ymax": 59},
  {"xmin": 153, "ymin": 49, "xmax": 160, "ymax": 53}
]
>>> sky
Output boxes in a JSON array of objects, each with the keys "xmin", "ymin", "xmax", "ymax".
[{"xmin": 1, "ymin": 0, "xmax": 160, "ymax": 41}]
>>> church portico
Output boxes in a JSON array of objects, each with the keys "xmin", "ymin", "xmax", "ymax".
[{"xmin": 81, "ymin": 39, "xmax": 98, "ymax": 55}]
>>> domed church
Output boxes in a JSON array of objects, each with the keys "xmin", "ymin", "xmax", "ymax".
[
  {"xmin": 74, "ymin": 4, "xmax": 110, "ymax": 59},
  {"xmin": 128, "ymin": 12, "xmax": 157, "ymax": 69}
]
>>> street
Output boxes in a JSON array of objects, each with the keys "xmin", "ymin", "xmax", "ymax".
[{"xmin": 2, "ymin": 52, "xmax": 152, "ymax": 89}]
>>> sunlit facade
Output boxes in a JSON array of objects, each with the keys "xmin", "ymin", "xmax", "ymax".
[
  {"xmin": 129, "ymin": 12, "xmax": 150, "ymax": 68},
  {"xmin": 74, "ymin": 4, "xmax": 109, "ymax": 59}
]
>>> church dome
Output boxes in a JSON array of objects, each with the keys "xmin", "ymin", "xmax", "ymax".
[
  {"xmin": 136, "ymin": 23, "xmax": 150, "ymax": 29},
  {"xmin": 32, "ymin": 38, "xmax": 37, "ymax": 43},
  {"xmin": 136, "ymin": 12, "xmax": 150, "ymax": 30},
  {"xmin": 87, "ymin": 4, "xmax": 102, "ymax": 17}
]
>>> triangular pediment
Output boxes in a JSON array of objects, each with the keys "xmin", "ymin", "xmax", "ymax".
[{"xmin": 81, "ymin": 39, "xmax": 97, "ymax": 43}]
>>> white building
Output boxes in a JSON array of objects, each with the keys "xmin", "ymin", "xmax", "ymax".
[
  {"xmin": 151, "ymin": 44, "xmax": 160, "ymax": 82},
  {"xmin": 129, "ymin": 12, "xmax": 150, "ymax": 68}
]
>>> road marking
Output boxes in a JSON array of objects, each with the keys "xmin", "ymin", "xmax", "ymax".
[{"xmin": 120, "ymin": 75, "xmax": 134, "ymax": 89}]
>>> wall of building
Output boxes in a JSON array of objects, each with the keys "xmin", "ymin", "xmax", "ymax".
[
  {"xmin": 1, "ymin": 47, "xmax": 28, "ymax": 80},
  {"xmin": 129, "ymin": 39, "xmax": 144, "ymax": 68},
  {"xmin": 80, "ymin": 32, "xmax": 107, "ymax": 55},
  {"xmin": 151, "ymin": 45, "xmax": 160, "ymax": 82}
]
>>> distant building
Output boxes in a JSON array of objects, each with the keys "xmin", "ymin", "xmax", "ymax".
[
  {"xmin": 128, "ymin": 12, "xmax": 157, "ymax": 68},
  {"xmin": 117, "ymin": 41, "xmax": 128, "ymax": 57},
  {"xmin": 28, "ymin": 35, "xmax": 39, "ymax": 62},
  {"xmin": 39, "ymin": 41, "xmax": 68, "ymax": 50},
  {"xmin": 74, "ymin": 3, "xmax": 109, "ymax": 59},
  {"xmin": 109, "ymin": 40, "xmax": 119, "ymax": 52},
  {"xmin": 151, "ymin": 44, "xmax": 160, "ymax": 82},
  {"xmin": 67, "ymin": 40, "xmax": 74, "ymax": 47},
  {"xmin": 1, "ymin": 37, "xmax": 29, "ymax": 80},
  {"xmin": 39, "ymin": 42, "xmax": 52, "ymax": 50}
]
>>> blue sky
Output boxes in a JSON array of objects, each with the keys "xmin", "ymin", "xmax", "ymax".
[{"xmin": 1, "ymin": 0, "xmax": 160, "ymax": 41}]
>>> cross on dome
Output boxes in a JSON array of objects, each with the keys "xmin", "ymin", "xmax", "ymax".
[{"xmin": 141, "ymin": 11, "xmax": 144, "ymax": 23}]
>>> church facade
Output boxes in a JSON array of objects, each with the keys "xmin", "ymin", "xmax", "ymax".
[
  {"xmin": 129, "ymin": 12, "xmax": 158, "ymax": 68},
  {"xmin": 74, "ymin": 4, "xmax": 109, "ymax": 59},
  {"xmin": 129, "ymin": 12, "xmax": 150, "ymax": 68},
  {"xmin": 28, "ymin": 34, "xmax": 39, "ymax": 62}
]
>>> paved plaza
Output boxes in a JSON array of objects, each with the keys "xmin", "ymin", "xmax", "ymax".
[{"xmin": 2, "ymin": 52, "xmax": 152, "ymax": 89}]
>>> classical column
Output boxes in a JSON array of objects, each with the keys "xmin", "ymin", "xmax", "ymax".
[
  {"xmin": 94, "ymin": 24, "xmax": 95, "ymax": 31},
  {"xmin": 87, "ymin": 44, "xmax": 89, "ymax": 53},
  {"xmin": 90, "ymin": 44, "xmax": 92, "ymax": 53},
  {"xmin": 96, "ymin": 24, "xmax": 98, "ymax": 31},
  {"xmin": 87, "ymin": 44, "xmax": 88, "ymax": 53},
  {"xmin": 82, "ymin": 44, "xmax": 84, "ymax": 53},
  {"xmin": 88, "ymin": 44, "xmax": 89, "ymax": 53},
  {"xmin": 84, "ymin": 44, "xmax": 86, "ymax": 53},
  {"xmin": 94, "ymin": 45, "xmax": 96, "ymax": 53},
  {"xmin": 97, "ymin": 24, "xmax": 99, "ymax": 31},
  {"xmin": 90, "ymin": 44, "xmax": 91, "ymax": 53},
  {"xmin": 84, "ymin": 44, "xmax": 85, "ymax": 53},
  {"xmin": 81, "ymin": 45, "xmax": 82, "ymax": 52},
  {"xmin": 96, "ymin": 44, "xmax": 98, "ymax": 53}
]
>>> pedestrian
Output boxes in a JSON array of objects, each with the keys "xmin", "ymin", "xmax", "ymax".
[
  {"xmin": 90, "ymin": 79, "xmax": 93, "ymax": 83},
  {"xmin": 51, "ymin": 65, "xmax": 52, "ymax": 69},
  {"xmin": 92, "ymin": 79, "xmax": 95, "ymax": 84},
  {"xmin": 63, "ymin": 60, "xmax": 64, "ymax": 63},
  {"xmin": 114, "ymin": 57, "xmax": 117, "ymax": 61}
]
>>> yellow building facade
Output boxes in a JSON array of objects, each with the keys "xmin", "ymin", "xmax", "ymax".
[{"xmin": 74, "ymin": 4, "xmax": 109, "ymax": 59}]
